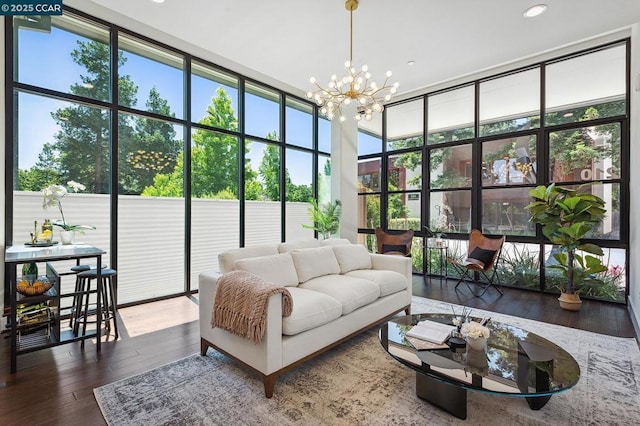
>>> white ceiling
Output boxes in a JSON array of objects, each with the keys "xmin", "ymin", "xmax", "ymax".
[{"xmin": 77, "ymin": 0, "xmax": 639, "ymax": 108}]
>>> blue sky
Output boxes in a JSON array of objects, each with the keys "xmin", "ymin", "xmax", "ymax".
[{"xmin": 15, "ymin": 23, "xmax": 317, "ymax": 184}]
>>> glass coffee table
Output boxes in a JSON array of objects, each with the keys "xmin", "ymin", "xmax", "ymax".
[{"xmin": 379, "ymin": 313, "xmax": 580, "ymax": 420}]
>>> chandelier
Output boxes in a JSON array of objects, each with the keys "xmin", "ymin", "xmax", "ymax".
[{"xmin": 306, "ymin": 0, "xmax": 399, "ymax": 122}]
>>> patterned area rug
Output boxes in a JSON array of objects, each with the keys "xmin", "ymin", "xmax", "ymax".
[{"xmin": 94, "ymin": 297, "xmax": 640, "ymax": 425}]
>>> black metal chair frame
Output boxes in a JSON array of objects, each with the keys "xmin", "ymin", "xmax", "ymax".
[{"xmin": 449, "ymin": 233, "xmax": 505, "ymax": 298}]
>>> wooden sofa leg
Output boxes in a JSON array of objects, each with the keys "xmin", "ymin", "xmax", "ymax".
[
  {"xmin": 405, "ymin": 306, "xmax": 411, "ymax": 315},
  {"xmin": 200, "ymin": 338, "xmax": 210, "ymax": 356},
  {"xmin": 263, "ymin": 375, "xmax": 276, "ymax": 398}
]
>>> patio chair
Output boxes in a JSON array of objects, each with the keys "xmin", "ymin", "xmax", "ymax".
[
  {"xmin": 375, "ymin": 227, "xmax": 414, "ymax": 257},
  {"xmin": 448, "ymin": 229, "xmax": 505, "ymax": 297}
]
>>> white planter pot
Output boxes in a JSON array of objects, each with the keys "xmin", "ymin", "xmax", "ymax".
[{"xmin": 60, "ymin": 230, "xmax": 75, "ymax": 245}]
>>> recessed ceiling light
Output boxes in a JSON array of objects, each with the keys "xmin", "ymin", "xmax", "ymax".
[
  {"xmin": 407, "ymin": 60, "xmax": 415, "ymax": 66},
  {"xmin": 151, "ymin": 0, "xmax": 165, "ymax": 4},
  {"xmin": 523, "ymin": 4, "xmax": 547, "ymax": 18}
]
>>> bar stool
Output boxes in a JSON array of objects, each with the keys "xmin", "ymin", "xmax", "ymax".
[
  {"xmin": 73, "ymin": 268, "xmax": 119, "ymax": 341},
  {"xmin": 68, "ymin": 264, "xmax": 106, "ymax": 329}
]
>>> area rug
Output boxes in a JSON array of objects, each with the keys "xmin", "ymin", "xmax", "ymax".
[{"xmin": 94, "ymin": 297, "xmax": 640, "ymax": 425}]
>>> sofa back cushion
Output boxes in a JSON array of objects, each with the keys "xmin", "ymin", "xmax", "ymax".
[
  {"xmin": 277, "ymin": 238, "xmax": 322, "ymax": 253},
  {"xmin": 332, "ymin": 244, "xmax": 372, "ymax": 274},
  {"xmin": 218, "ymin": 244, "xmax": 279, "ymax": 273},
  {"xmin": 320, "ymin": 238, "xmax": 352, "ymax": 246},
  {"xmin": 290, "ymin": 246, "xmax": 341, "ymax": 283},
  {"xmin": 234, "ymin": 253, "xmax": 299, "ymax": 287}
]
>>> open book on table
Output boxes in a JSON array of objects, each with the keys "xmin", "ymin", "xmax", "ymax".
[{"xmin": 406, "ymin": 319, "xmax": 456, "ymax": 345}]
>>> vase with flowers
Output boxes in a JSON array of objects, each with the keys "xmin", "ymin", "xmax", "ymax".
[
  {"xmin": 460, "ymin": 321, "xmax": 491, "ymax": 351},
  {"xmin": 42, "ymin": 181, "xmax": 95, "ymax": 244}
]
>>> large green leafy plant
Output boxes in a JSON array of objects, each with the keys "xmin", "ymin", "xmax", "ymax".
[
  {"xmin": 302, "ymin": 199, "xmax": 341, "ymax": 239},
  {"xmin": 526, "ymin": 184, "xmax": 607, "ymax": 294}
]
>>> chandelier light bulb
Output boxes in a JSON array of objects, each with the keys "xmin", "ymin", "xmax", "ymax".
[
  {"xmin": 365, "ymin": 72, "xmax": 371, "ymax": 79},
  {"xmin": 344, "ymin": 97, "xmax": 351, "ymax": 105},
  {"xmin": 339, "ymin": 115, "xmax": 346, "ymax": 122},
  {"xmin": 384, "ymin": 94, "xmax": 391, "ymax": 101},
  {"xmin": 306, "ymin": 91, "xmax": 313, "ymax": 98},
  {"xmin": 331, "ymin": 74, "xmax": 338, "ymax": 81},
  {"xmin": 386, "ymin": 70, "xmax": 392, "ymax": 78},
  {"xmin": 344, "ymin": 60, "xmax": 351, "ymax": 67},
  {"xmin": 372, "ymin": 103, "xmax": 382, "ymax": 112},
  {"xmin": 310, "ymin": 77, "xmax": 316, "ymax": 84},
  {"xmin": 361, "ymin": 65, "xmax": 368, "ymax": 72}
]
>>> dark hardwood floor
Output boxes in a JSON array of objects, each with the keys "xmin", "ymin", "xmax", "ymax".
[
  {"xmin": 415, "ymin": 275, "xmax": 637, "ymax": 338},
  {"xmin": 0, "ymin": 280, "xmax": 637, "ymax": 425}
]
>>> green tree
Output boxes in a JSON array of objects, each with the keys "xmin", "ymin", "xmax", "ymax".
[
  {"xmin": 259, "ymin": 143, "xmax": 281, "ymax": 201},
  {"xmin": 17, "ymin": 144, "xmax": 60, "ymax": 191},
  {"xmin": 49, "ymin": 40, "xmax": 138, "ymax": 193},
  {"xmin": 143, "ymin": 87, "xmax": 256, "ymax": 199},
  {"xmin": 120, "ymin": 87, "xmax": 181, "ymax": 194}
]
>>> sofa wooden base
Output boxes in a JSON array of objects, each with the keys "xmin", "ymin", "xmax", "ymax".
[{"xmin": 200, "ymin": 304, "xmax": 411, "ymax": 398}]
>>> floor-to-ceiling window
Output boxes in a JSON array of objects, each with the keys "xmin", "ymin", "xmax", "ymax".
[
  {"xmin": 359, "ymin": 40, "xmax": 629, "ymax": 303},
  {"xmin": 5, "ymin": 8, "xmax": 324, "ymax": 306}
]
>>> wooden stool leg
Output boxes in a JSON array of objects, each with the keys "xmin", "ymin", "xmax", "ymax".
[{"xmin": 107, "ymin": 277, "xmax": 119, "ymax": 339}]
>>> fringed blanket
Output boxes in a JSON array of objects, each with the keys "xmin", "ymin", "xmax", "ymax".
[{"xmin": 211, "ymin": 270, "xmax": 293, "ymax": 344}]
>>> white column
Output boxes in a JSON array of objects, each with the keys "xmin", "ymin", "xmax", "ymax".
[
  {"xmin": 331, "ymin": 117, "xmax": 358, "ymax": 243},
  {"xmin": 628, "ymin": 21, "xmax": 640, "ymax": 332}
]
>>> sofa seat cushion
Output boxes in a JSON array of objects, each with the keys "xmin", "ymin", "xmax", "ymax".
[
  {"xmin": 331, "ymin": 244, "xmax": 372, "ymax": 273},
  {"xmin": 344, "ymin": 269, "xmax": 407, "ymax": 297},
  {"xmin": 299, "ymin": 275, "xmax": 380, "ymax": 315},
  {"xmin": 282, "ymin": 287, "xmax": 343, "ymax": 336},
  {"xmin": 290, "ymin": 246, "xmax": 341, "ymax": 283},
  {"xmin": 234, "ymin": 253, "xmax": 299, "ymax": 287}
]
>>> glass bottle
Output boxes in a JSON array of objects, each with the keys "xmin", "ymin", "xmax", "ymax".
[
  {"xmin": 22, "ymin": 262, "xmax": 38, "ymax": 281},
  {"xmin": 41, "ymin": 219, "xmax": 53, "ymax": 242}
]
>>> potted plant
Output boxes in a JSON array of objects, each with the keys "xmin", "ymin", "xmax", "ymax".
[
  {"xmin": 302, "ymin": 199, "xmax": 341, "ymax": 240},
  {"xmin": 525, "ymin": 183, "xmax": 608, "ymax": 310}
]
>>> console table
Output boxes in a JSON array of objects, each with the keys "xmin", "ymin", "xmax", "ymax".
[{"xmin": 4, "ymin": 244, "xmax": 106, "ymax": 373}]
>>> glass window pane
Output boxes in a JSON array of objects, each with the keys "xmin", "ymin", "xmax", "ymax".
[
  {"xmin": 482, "ymin": 187, "xmax": 535, "ymax": 236},
  {"xmin": 191, "ymin": 129, "xmax": 239, "ymax": 198},
  {"xmin": 318, "ymin": 117, "xmax": 331, "ymax": 153},
  {"xmin": 16, "ymin": 92, "xmax": 112, "ymax": 193},
  {"xmin": 358, "ymin": 194, "xmax": 380, "ymax": 229},
  {"xmin": 358, "ymin": 158, "xmax": 381, "ymax": 193},
  {"xmin": 427, "ymin": 85, "xmax": 474, "ymax": 144},
  {"xmin": 245, "ymin": 141, "xmax": 281, "ymax": 245},
  {"xmin": 389, "ymin": 152, "xmax": 421, "ymax": 191},
  {"xmin": 549, "ymin": 124, "xmax": 620, "ymax": 183},
  {"xmin": 479, "ymin": 68, "xmax": 540, "ymax": 136},
  {"xmin": 191, "ymin": 61, "xmax": 238, "ymax": 131},
  {"xmin": 429, "ymin": 145, "xmax": 472, "ymax": 189},
  {"xmin": 286, "ymin": 149, "xmax": 313, "ymax": 240},
  {"xmin": 388, "ymin": 193, "xmax": 421, "ymax": 231},
  {"xmin": 190, "ymin": 128, "xmax": 239, "ymax": 287},
  {"xmin": 119, "ymin": 34, "xmax": 185, "ymax": 119},
  {"xmin": 318, "ymin": 155, "xmax": 332, "ymax": 205},
  {"xmin": 246, "ymin": 82, "xmax": 280, "ymax": 140},
  {"xmin": 358, "ymin": 129, "xmax": 382, "ymax": 156},
  {"xmin": 119, "ymin": 123, "xmax": 185, "ymax": 303},
  {"xmin": 286, "ymin": 98, "xmax": 313, "ymax": 149},
  {"xmin": 118, "ymin": 113, "xmax": 183, "ymax": 195},
  {"xmin": 497, "ymin": 242, "xmax": 540, "ymax": 290},
  {"xmin": 482, "ymin": 135, "xmax": 537, "ymax": 186},
  {"xmin": 15, "ymin": 13, "xmax": 110, "ymax": 102},
  {"xmin": 386, "ymin": 99, "xmax": 424, "ymax": 151},
  {"xmin": 430, "ymin": 190, "xmax": 471, "ymax": 234},
  {"xmin": 546, "ymin": 45, "xmax": 626, "ymax": 125}
]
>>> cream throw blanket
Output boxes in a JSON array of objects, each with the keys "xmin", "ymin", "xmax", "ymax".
[{"xmin": 211, "ymin": 270, "xmax": 293, "ymax": 344}]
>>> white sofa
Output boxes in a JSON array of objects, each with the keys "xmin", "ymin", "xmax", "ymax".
[{"xmin": 199, "ymin": 238, "xmax": 412, "ymax": 397}]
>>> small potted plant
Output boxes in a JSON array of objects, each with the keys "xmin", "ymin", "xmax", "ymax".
[
  {"xmin": 525, "ymin": 183, "xmax": 608, "ymax": 310},
  {"xmin": 302, "ymin": 199, "xmax": 341, "ymax": 240}
]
